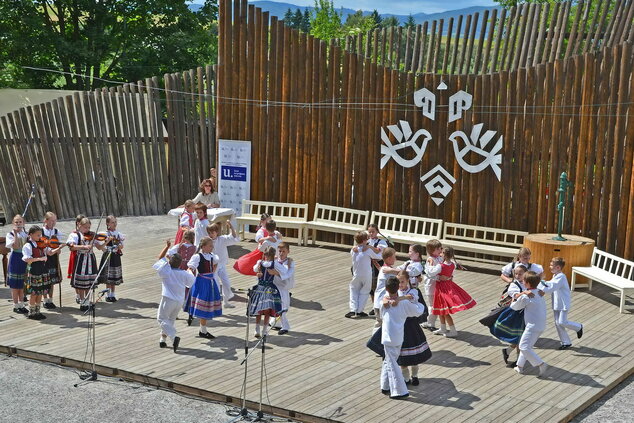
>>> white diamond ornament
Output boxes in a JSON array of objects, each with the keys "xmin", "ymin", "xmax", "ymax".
[
  {"xmin": 437, "ymin": 81, "xmax": 448, "ymax": 90},
  {"xmin": 420, "ymin": 165, "xmax": 457, "ymax": 205}
]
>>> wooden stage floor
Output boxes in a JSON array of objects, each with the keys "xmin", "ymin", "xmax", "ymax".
[{"xmin": 0, "ymin": 216, "xmax": 632, "ymax": 422}]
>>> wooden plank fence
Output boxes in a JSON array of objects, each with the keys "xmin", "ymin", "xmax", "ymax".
[{"xmin": 216, "ymin": 0, "xmax": 634, "ymax": 260}]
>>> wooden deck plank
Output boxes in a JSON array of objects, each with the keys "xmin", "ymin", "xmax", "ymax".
[{"xmin": 0, "ymin": 215, "xmax": 632, "ymax": 423}]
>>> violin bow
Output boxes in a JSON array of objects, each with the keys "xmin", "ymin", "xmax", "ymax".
[{"xmin": 22, "ymin": 184, "xmax": 36, "ymax": 217}]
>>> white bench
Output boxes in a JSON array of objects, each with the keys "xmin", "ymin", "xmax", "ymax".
[
  {"xmin": 571, "ymin": 248, "xmax": 634, "ymax": 313},
  {"xmin": 370, "ymin": 211, "xmax": 443, "ymax": 245},
  {"xmin": 441, "ymin": 222, "xmax": 527, "ymax": 264},
  {"xmin": 235, "ymin": 200, "xmax": 309, "ymax": 244},
  {"xmin": 304, "ymin": 203, "xmax": 370, "ymax": 245}
]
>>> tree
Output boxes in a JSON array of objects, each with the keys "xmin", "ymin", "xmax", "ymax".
[
  {"xmin": 0, "ymin": 0, "xmax": 219, "ymax": 90},
  {"xmin": 343, "ymin": 10, "xmax": 375, "ymax": 36},
  {"xmin": 292, "ymin": 8, "xmax": 304, "ymax": 30},
  {"xmin": 370, "ymin": 9, "xmax": 382, "ymax": 30},
  {"xmin": 404, "ymin": 14, "xmax": 416, "ymax": 29},
  {"xmin": 283, "ymin": 8, "xmax": 294, "ymax": 24},
  {"xmin": 301, "ymin": 10, "xmax": 312, "ymax": 33},
  {"xmin": 381, "ymin": 16, "xmax": 400, "ymax": 28},
  {"xmin": 310, "ymin": 0, "xmax": 342, "ymax": 40}
]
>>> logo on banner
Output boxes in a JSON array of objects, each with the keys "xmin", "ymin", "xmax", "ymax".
[
  {"xmin": 222, "ymin": 165, "xmax": 248, "ymax": 182},
  {"xmin": 379, "ymin": 83, "xmax": 504, "ymax": 204}
]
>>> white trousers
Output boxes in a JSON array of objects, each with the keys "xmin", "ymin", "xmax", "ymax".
[
  {"xmin": 424, "ymin": 294, "xmax": 437, "ymax": 326},
  {"xmin": 274, "ymin": 288, "xmax": 291, "ymax": 330},
  {"xmin": 349, "ymin": 274, "xmax": 372, "ymax": 313},
  {"xmin": 216, "ymin": 265, "xmax": 234, "ymax": 302},
  {"xmin": 157, "ymin": 296, "xmax": 182, "ymax": 341},
  {"xmin": 517, "ymin": 327, "xmax": 544, "ymax": 368},
  {"xmin": 553, "ymin": 310, "xmax": 581, "ymax": 345},
  {"xmin": 381, "ymin": 345, "xmax": 408, "ymax": 397}
]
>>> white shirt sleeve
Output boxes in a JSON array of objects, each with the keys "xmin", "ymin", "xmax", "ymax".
[
  {"xmin": 184, "ymin": 271, "xmax": 195, "ymax": 288},
  {"xmin": 221, "ymin": 233, "xmax": 239, "ymax": 245},
  {"xmin": 511, "ymin": 294, "xmax": 529, "ymax": 311},
  {"xmin": 273, "ymin": 261, "xmax": 290, "ymax": 280},
  {"xmin": 180, "ymin": 214, "xmax": 191, "ymax": 227},
  {"xmin": 5, "ymin": 231, "xmax": 15, "ymax": 249},
  {"xmin": 253, "ymin": 259, "xmax": 263, "ymax": 273},
  {"xmin": 22, "ymin": 243, "xmax": 33, "ymax": 260},
  {"xmin": 153, "ymin": 258, "xmax": 172, "ymax": 278},
  {"xmin": 425, "ymin": 261, "xmax": 442, "ymax": 277},
  {"xmin": 167, "ymin": 245, "xmax": 179, "ymax": 255},
  {"xmin": 188, "ymin": 254, "xmax": 200, "ymax": 270},
  {"xmin": 255, "ymin": 228, "xmax": 266, "ymax": 242},
  {"xmin": 501, "ymin": 262, "xmax": 513, "ymax": 277},
  {"xmin": 67, "ymin": 232, "xmax": 79, "ymax": 245}
]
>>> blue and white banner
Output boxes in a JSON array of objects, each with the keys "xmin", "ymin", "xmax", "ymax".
[{"xmin": 218, "ymin": 139, "xmax": 251, "ymax": 217}]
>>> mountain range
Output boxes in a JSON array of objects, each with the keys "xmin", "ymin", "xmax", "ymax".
[{"xmin": 189, "ymin": 1, "xmax": 499, "ymax": 26}]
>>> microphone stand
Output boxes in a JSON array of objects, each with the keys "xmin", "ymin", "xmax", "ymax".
[{"xmin": 238, "ymin": 289, "xmax": 251, "ymax": 418}]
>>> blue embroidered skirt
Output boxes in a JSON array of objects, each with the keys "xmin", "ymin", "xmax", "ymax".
[
  {"xmin": 248, "ymin": 282, "xmax": 282, "ymax": 317},
  {"xmin": 7, "ymin": 251, "xmax": 27, "ymax": 289},
  {"xmin": 490, "ymin": 307, "xmax": 525, "ymax": 344},
  {"xmin": 189, "ymin": 273, "xmax": 222, "ymax": 320}
]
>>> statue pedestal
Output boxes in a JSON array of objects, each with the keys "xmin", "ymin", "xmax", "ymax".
[{"xmin": 523, "ymin": 234, "xmax": 595, "ymax": 285}]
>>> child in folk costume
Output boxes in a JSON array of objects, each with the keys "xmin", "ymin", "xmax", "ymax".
[
  {"xmin": 271, "ymin": 242, "xmax": 295, "ymax": 335},
  {"xmin": 367, "ymin": 270, "xmax": 432, "ymax": 387},
  {"xmin": 234, "ymin": 219, "xmax": 283, "ymax": 276},
  {"xmin": 422, "ymin": 239, "xmax": 444, "ymax": 329},
  {"xmin": 249, "ymin": 247, "xmax": 283, "ymax": 338},
  {"xmin": 346, "ymin": 231, "xmax": 381, "ymax": 318},
  {"xmin": 373, "ymin": 247, "xmax": 398, "ymax": 329},
  {"xmin": 159, "ymin": 231, "xmax": 198, "ymax": 325},
  {"xmin": 6, "ymin": 215, "xmax": 28, "ymax": 314},
  {"xmin": 430, "ymin": 247, "xmax": 476, "ymax": 337},
  {"xmin": 187, "ymin": 237, "xmax": 222, "ymax": 339},
  {"xmin": 98, "ymin": 215, "xmax": 125, "ymax": 302},
  {"xmin": 539, "ymin": 257, "xmax": 583, "ymax": 350},
  {"xmin": 174, "ymin": 200, "xmax": 195, "ymax": 245},
  {"xmin": 42, "ymin": 212, "xmax": 65, "ymax": 309},
  {"xmin": 67, "ymin": 217, "xmax": 102, "ymax": 311},
  {"xmin": 493, "ymin": 264, "xmax": 529, "ymax": 368},
  {"xmin": 153, "ymin": 253, "xmax": 195, "ymax": 352},
  {"xmin": 511, "ymin": 271, "xmax": 549, "ymax": 377},
  {"xmin": 67, "ymin": 214, "xmax": 85, "ymax": 305},
  {"xmin": 367, "ymin": 224, "xmax": 388, "ymax": 316},
  {"xmin": 22, "ymin": 226, "xmax": 64, "ymax": 320},
  {"xmin": 397, "ymin": 244, "xmax": 429, "ymax": 323},
  {"xmin": 193, "ymin": 203, "xmax": 210, "ymax": 249},
  {"xmin": 207, "ymin": 221, "xmax": 239, "ymax": 308},
  {"xmin": 376, "ymin": 278, "xmax": 425, "ymax": 399},
  {"xmin": 501, "ymin": 247, "xmax": 544, "ymax": 284}
]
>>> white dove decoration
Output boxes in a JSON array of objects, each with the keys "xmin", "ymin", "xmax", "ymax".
[
  {"xmin": 380, "ymin": 120, "xmax": 432, "ymax": 169},
  {"xmin": 449, "ymin": 123, "xmax": 503, "ymax": 181}
]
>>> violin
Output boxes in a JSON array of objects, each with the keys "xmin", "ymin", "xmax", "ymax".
[
  {"xmin": 36, "ymin": 237, "xmax": 66, "ymax": 249},
  {"xmin": 82, "ymin": 232, "xmax": 108, "ymax": 242}
]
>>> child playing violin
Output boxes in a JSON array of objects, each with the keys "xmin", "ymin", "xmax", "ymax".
[
  {"xmin": 42, "ymin": 212, "xmax": 65, "ymax": 309},
  {"xmin": 97, "ymin": 215, "xmax": 125, "ymax": 302},
  {"xmin": 6, "ymin": 214, "xmax": 28, "ymax": 314},
  {"xmin": 67, "ymin": 217, "xmax": 104, "ymax": 311},
  {"xmin": 22, "ymin": 225, "xmax": 64, "ymax": 320},
  {"xmin": 67, "ymin": 214, "xmax": 85, "ymax": 304}
]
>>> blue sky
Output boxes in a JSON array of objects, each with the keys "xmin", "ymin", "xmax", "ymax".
[{"xmin": 254, "ymin": 1, "xmax": 499, "ymax": 14}]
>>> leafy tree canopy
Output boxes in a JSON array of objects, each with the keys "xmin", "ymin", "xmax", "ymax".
[{"xmin": 0, "ymin": 0, "xmax": 218, "ymax": 90}]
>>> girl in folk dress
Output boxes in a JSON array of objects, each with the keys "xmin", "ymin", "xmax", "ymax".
[
  {"xmin": 6, "ymin": 215, "xmax": 28, "ymax": 314},
  {"xmin": 98, "ymin": 215, "xmax": 125, "ymax": 302},
  {"xmin": 397, "ymin": 244, "xmax": 429, "ymax": 323},
  {"xmin": 67, "ymin": 217, "xmax": 102, "ymax": 311},
  {"xmin": 367, "ymin": 269, "xmax": 432, "ymax": 386},
  {"xmin": 431, "ymin": 247, "xmax": 476, "ymax": 337},
  {"xmin": 187, "ymin": 237, "xmax": 222, "ymax": 339},
  {"xmin": 174, "ymin": 200, "xmax": 195, "ymax": 245},
  {"xmin": 500, "ymin": 247, "xmax": 544, "ymax": 284},
  {"xmin": 42, "ymin": 212, "xmax": 65, "ymax": 309},
  {"xmin": 249, "ymin": 247, "xmax": 283, "ymax": 338},
  {"xmin": 22, "ymin": 225, "xmax": 64, "ymax": 320},
  {"xmin": 234, "ymin": 219, "xmax": 283, "ymax": 276},
  {"xmin": 67, "ymin": 214, "xmax": 85, "ymax": 279}
]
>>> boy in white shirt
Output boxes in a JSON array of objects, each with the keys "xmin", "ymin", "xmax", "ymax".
[
  {"xmin": 346, "ymin": 231, "xmax": 381, "ymax": 318},
  {"xmin": 380, "ymin": 277, "xmax": 425, "ymax": 399},
  {"xmin": 539, "ymin": 257, "xmax": 583, "ymax": 350},
  {"xmin": 373, "ymin": 248, "xmax": 398, "ymax": 328},
  {"xmin": 207, "ymin": 221, "xmax": 239, "ymax": 308},
  {"xmin": 193, "ymin": 203, "xmax": 210, "ymax": 248},
  {"xmin": 511, "ymin": 271, "xmax": 548, "ymax": 377},
  {"xmin": 153, "ymin": 253, "xmax": 195, "ymax": 352},
  {"xmin": 271, "ymin": 242, "xmax": 295, "ymax": 334}
]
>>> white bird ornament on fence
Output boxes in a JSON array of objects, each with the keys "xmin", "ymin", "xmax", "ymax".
[
  {"xmin": 380, "ymin": 120, "xmax": 432, "ymax": 169},
  {"xmin": 448, "ymin": 123, "xmax": 503, "ymax": 181}
]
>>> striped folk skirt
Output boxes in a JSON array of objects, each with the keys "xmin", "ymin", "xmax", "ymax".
[
  {"xmin": 247, "ymin": 282, "xmax": 282, "ymax": 317},
  {"xmin": 72, "ymin": 252, "xmax": 98, "ymax": 290},
  {"xmin": 98, "ymin": 252, "xmax": 123, "ymax": 286},
  {"xmin": 189, "ymin": 273, "xmax": 222, "ymax": 320}
]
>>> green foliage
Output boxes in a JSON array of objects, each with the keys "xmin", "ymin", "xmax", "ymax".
[
  {"xmin": 370, "ymin": 10, "xmax": 382, "ymax": 30},
  {"xmin": 404, "ymin": 14, "xmax": 416, "ymax": 29},
  {"xmin": 310, "ymin": 0, "xmax": 342, "ymax": 40},
  {"xmin": 493, "ymin": 0, "xmax": 556, "ymax": 7},
  {"xmin": 0, "ymin": 0, "xmax": 219, "ymax": 90},
  {"xmin": 342, "ymin": 10, "xmax": 375, "ymax": 36},
  {"xmin": 381, "ymin": 16, "xmax": 400, "ymax": 28}
]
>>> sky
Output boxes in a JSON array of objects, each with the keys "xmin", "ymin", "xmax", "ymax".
[{"xmin": 253, "ymin": 0, "xmax": 499, "ymax": 14}]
